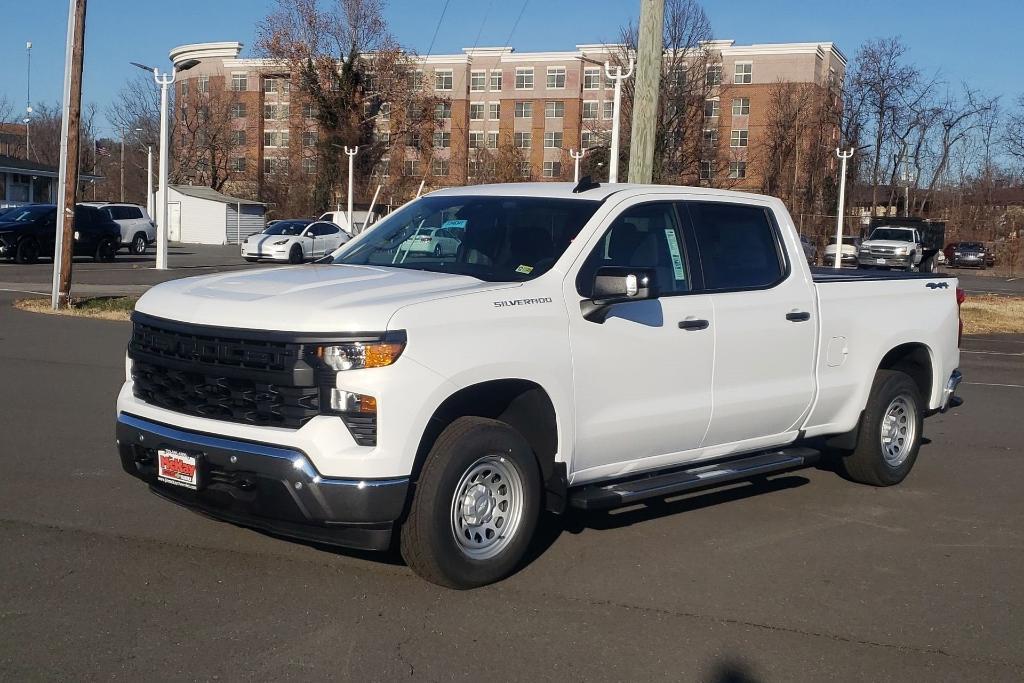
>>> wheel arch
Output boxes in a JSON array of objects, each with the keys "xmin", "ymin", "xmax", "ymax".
[
  {"xmin": 412, "ymin": 378, "xmax": 566, "ymax": 513},
  {"xmin": 877, "ymin": 342, "xmax": 933, "ymax": 405}
]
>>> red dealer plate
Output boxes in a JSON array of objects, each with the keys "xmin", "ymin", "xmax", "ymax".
[{"xmin": 157, "ymin": 449, "xmax": 200, "ymax": 490}]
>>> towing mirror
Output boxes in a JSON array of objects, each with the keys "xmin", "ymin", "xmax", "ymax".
[{"xmin": 581, "ymin": 266, "xmax": 658, "ymax": 323}]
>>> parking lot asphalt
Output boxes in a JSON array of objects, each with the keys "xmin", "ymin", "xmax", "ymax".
[{"xmin": 0, "ymin": 285, "xmax": 1021, "ymax": 681}]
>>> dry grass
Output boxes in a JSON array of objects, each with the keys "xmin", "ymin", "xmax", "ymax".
[
  {"xmin": 961, "ymin": 295, "xmax": 1024, "ymax": 335},
  {"xmin": 14, "ymin": 296, "xmax": 138, "ymax": 321}
]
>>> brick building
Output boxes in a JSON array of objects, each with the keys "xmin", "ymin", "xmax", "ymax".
[{"xmin": 169, "ymin": 39, "xmax": 844, "ymax": 207}]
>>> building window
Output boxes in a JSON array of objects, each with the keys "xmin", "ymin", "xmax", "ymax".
[
  {"xmin": 231, "ymin": 130, "xmax": 247, "ymax": 146},
  {"xmin": 514, "ymin": 131, "xmax": 531, "ymax": 149},
  {"xmin": 704, "ymin": 99, "xmax": 719, "ymax": 118},
  {"xmin": 230, "ymin": 73, "xmax": 248, "ymax": 91},
  {"xmin": 728, "ymin": 161, "xmax": 747, "ymax": 179},
  {"xmin": 302, "ymin": 131, "xmax": 317, "ymax": 148},
  {"xmin": 404, "ymin": 159, "xmax": 420, "ymax": 176},
  {"xmin": 230, "ymin": 102, "xmax": 247, "ymax": 119},
  {"xmin": 435, "ymin": 101, "xmax": 452, "ymax": 119},
  {"xmin": 408, "ymin": 70, "xmax": 423, "ymax": 91},
  {"xmin": 581, "ymin": 131, "xmax": 595, "ymax": 149},
  {"xmin": 302, "ymin": 157, "xmax": 316, "ymax": 174},
  {"xmin": 180, "ymin": 80, "xmax": 189, "ymax": 97},
  {"xmin": 374, "ymin": 158, "xmax": 390, "ymax": 177},
  {"xmin": 262, "ymin": 77, "xmax": 276, "ymax": 93},
  {"xmin": 603, "ymin": 101, "xmax": 614, "ymax": 120},
  {"xmin": 486, "ymin": 131, "xmax": 498, "ymax": 148},
  {"xmin": 281, "ymin": 79, "xmax": 291, "ymax": 94},
  {"xmin": 264, "ymin": 131, "xmax": 278, "ymax": 147},
  {"xmin": 468, "ymin": 159, "xmax": 481, "ymax": 177},
  {"xmin": 432, "ymin": 158, "xmax": 449, "ymax": 176},
  {"xmin": 706, "ymin": 64, "xmax": 722, "ymax": 87},
  {"xmin": 703, "ymin": 129, "xmax": 719, "ymax": 147},
  {"xmin": 263, "ymin": 104, "xmax": 276, "ymax": 120},
  {"xmin": 230, "ymin": 157, "xmax": 246, "ymax": 172},
  {"xmin": 732, "ymin": 97, "xmax": 750, "ymax": 116},
  {"xmin": 734, "ymin": 63, "xmax": 752, "ymax": 84},
  {"xmin": 490, "ymin": 69, "xmax": 502, "ymax": 91},
  {"xmin": 518, "ymin": 161, "xmax": 531, "ymax": 178},
  {"xmin": 303, "ymin": 103, "xmax": 318, "ymax": 119},
  {"xmin": 469, "ymin": 102, "xmax": 485, "ymax": 120},
  {"xmin": 488, "ymin": 102, "xmax": 500, "ymax": 120},
  {"xmin": 582, "ymin": 101, "xmax": 598, "ymax": 120},
  {"xmin": 515, "ymin": 101, "xmax": 532, "ymax": 118},
  {"xmin": 700, "ymin": 161, "xmax": 712, "ymax": 180},
  {"xmin": 434, "ymin": 69, "xmax": 453, "ymax": 91},
  {"xmin": 198, "ymin": 75, "xmax": 209, "ymax": 94},
  {"xmin": 542, "ymin": 160, "xmax": 561, "ymax": 178},
  {"xmin": 668, "ymin": 67, "xmax": 687, "ymax": 88},
  {"xmin": 545, "ymin": 101, "xmax": 564, "ymax": 118},
  {"xmin": 280, "ymin": 131, "xmax": 290, "ymax": 147},
  {"xmin": 277, "ymin": 105, "xmax": 289, "ymax": 120},
  {"xmin": 730, "ymin": 129, "xmax": 748, "ymax": 147},
  {"xmin": 433, "ymin": 131, "xmax": 451, "ymax": 148},
  {"xmin": 469, "ymin": 131, "xmax": 484, "ymax": 149},
  {"xmin": 406, "ymin": 130, "xmax": 421, "ymax": 147},
  {"xmin": 470, "ymin": 70, "xmax": 486, "ymax": 92},
  {"xmin": 546, "ymin": 66, "xmax": 566, "ymax": 89},
  {"xmin": 375, "ymin": 131, "xmax": 391, "ymax": 147},
  {"xmin": 515, "ymin": 67, "xmax": 534, "ymax": 89},
  {"xmin": 262, "ymin": 157, "xmax": 273, "ymax": 176},
  {"xmin": 583, "ymin": 67, "xmax": 601, "ymax": 90},
  {"xmin": 544, "ymin": 131, "xmax": 563, "ymax": 148},
  {"xmin": 378, "ymin": 102, "xmax": 390, "ymax": 121}
]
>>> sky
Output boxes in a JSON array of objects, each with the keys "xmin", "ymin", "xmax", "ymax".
[{"xmin": 1, "ymin": 0, "xmax": 1021, "ymax": 137}]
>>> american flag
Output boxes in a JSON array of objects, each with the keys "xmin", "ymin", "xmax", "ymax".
[{"xmin": 95, "ymin": 141, "xmax": 111, "ymax": 157}]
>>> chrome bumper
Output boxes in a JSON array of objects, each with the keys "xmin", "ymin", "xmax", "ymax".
[{"xmin": 940, "ymin": 369, "xmax": 963, "ymax": 412}]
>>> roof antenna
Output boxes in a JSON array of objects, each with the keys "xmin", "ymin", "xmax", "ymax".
[{"xmin": 572, "ymin": 174, "xmax": 600, "ymax": 194}]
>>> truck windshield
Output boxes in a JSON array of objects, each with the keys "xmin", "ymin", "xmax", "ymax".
[
  {"xmin": 870, "ymin": 228, "xmax": 914, "ymax": 241},
  {"xmin": 332, "ymin": 195, "xmax": 601, "ymax": 281}
]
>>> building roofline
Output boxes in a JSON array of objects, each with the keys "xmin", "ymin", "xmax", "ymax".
[{"xmin": 169, "ymin": 41, "xmax": 244, "ymax": 66}]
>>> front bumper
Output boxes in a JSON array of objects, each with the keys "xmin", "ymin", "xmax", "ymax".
[
  {"xmin": 823, "ymin": 254, "xmax": 858, "ymax": 266},
  {"xmin": 859, "ymin": 253, "xmax": 910, "ymax": 267},
  {"xmin": 116, "ymin": 413, "xmax": 409, "ymax": 550}
]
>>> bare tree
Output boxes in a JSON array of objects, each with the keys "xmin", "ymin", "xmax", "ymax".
[
  {"xmin": 173, "ymin": 85, "xmax": 247, "ymax": 192},
  {"xmin": 1005, "ymin": 95, "xmax": 1024, "ymax": 165},
  {"xmin": 0, "ymin": 95, "xmax": 13, "ymax": 124}
]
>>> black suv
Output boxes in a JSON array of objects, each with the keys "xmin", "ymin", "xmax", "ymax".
[{"xmin": 0, "ymin": 204, "xmax": 121, "ymax": 263}]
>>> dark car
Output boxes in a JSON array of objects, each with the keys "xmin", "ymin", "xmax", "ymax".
[
  {"xmin": 0, "ymin": 204, "xmax": 121, "ymax": 264},
  {"xmin": 947, "ymin": 241, "xmax": 989, "ymax": 269}
]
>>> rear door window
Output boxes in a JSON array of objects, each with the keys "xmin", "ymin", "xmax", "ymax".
[{"xmin": 683, "ymin": 202, "xmax": 786, "ymax": 291}]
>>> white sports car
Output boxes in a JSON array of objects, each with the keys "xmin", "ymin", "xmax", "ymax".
[{"xmin": 242, "ymin": 220, "xmax": 350, "ymax": 263}]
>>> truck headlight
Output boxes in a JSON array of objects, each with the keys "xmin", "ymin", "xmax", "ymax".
[
  {"xmin": 317, "ymin": 340, "xmax": 405, "ymax": 372},
  {"xmin": 895, "ymin": 246, "xmax": 909, "ymax": 255}
]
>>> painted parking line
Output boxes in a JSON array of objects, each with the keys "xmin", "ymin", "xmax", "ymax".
[
  {"xmin": 964, "ymin": 382, "xmax": 1024, "ymax": 389},
  {"xmin": 961, "ymin": 350, "xmax": 1024, "ymax": 357}
]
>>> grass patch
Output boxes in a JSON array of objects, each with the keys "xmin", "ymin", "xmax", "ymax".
[
  {"xmin": 961, "ymin": 294, "xmax": 1024, "ymax": 335},
  {"xmin": 14, "ymin": 295, "xmax": 139, "ymax": 321}
]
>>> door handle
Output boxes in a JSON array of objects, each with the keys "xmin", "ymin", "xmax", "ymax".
[
  {"xmin": 786, "ymin": 311, "xmax": 811, "ymax": 322},
  {"xmin": 678, "ymin": 318, "xmax": 710, "ymax": 331}
]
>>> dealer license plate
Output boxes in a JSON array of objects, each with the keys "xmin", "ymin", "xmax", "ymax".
[{"xmin": 157, "ymin": 449, "xmax": 200, "ymax": 490}]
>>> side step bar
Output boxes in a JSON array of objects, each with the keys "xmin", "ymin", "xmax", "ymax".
[{"xmin": 568, "ymin": 447, "xmax": 820, "ymax": 511}]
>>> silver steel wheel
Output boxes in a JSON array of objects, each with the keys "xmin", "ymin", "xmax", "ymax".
[
  {"xmin": 880, "ymin": 394, "xmax": 917, "ymax": 467},
  {"xmin": 450, "ymin": 454, "xmax": 525, "ymax": 560}
]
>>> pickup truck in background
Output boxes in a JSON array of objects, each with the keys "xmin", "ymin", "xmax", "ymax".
[
  {"xmin": 116, "ymin": 182, "xmax": 965, "ymax": 588},
  {"xmin": 859, "ymin": 218, "xmax": 946, "ymax": 272}
]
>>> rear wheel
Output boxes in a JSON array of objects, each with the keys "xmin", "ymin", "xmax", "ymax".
[
  {"xmin": 400, "ymin": 417, "xmax": 541, "ymax": 589},
  {"xmin": 94, "ymin": 237, "xmax": 117, "ymax": 262},
  {"xmin": 15, "ymin": 238, "xmax": 40, "ymax": 264},
  {"xmin": 131, "ymin": 233, "xmax": 148, "ymax": 255},
  {"xmin": 434, "ymin": 243, "xmax": 443, "ymax": 257},
  {"xmin": 288, "ymin": 244, "xmax": 303, "ymax": 264},
  {"xmin": 840, "ymin": 370, "xmax": 923, "ymax": 486},
  {"xmin": 244, "ymin": 257, "xmax": 259, "ymax": 263}
]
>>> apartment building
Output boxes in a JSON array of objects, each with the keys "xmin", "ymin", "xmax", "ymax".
[{"xmin": 169, "ymin": 39, "xmax": 845, "ymax": 201}]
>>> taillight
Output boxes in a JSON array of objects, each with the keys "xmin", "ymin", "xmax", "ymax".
[{"xmin": 956, "ymin": 287, "xmax": 966, "ymax": 347}]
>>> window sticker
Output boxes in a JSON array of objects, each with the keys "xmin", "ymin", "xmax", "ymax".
[
  {"xmin": 663, "ymin": 229, "xmax": 686, "ymax": 281},
  {"xmin": 442, "ymin": 219, "xmax": 468, "ymax": 230},
  {"xmin": 515, "ymin": 264, "xmax": 534, "ymax": 275}
]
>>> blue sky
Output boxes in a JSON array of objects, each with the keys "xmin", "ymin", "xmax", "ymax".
[{"xmin": 1, "ymin": 0, "xmax": 1021, "ymax": 136}]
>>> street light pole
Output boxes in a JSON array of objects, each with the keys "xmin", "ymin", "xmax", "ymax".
[
  {"xmin": 569, "ymin": 148, "xmax": 585, "ymax": 183},
  {"xmin": 119, "ymin": 132, "xmax": 125, "ymax": 202},
  {"xmin": 833, "ymin": 147, "xmax": 854, "ymax": 270},
  {"xmin": 146, "ymin": 145, "xmax": 153, "ymax": 218},
  {"xmin": 344, "ymin": 146, "xmax": 358, "ymax": 231},
  {"xmin": 604, "ymin": 58, "xmax": 633, "ymax": 184}
]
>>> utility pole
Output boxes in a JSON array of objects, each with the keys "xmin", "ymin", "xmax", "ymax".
[
  {"xmin": 569, "ymin": 148, "xmax": 585, "ymax": 183},
  {"xmin": 604, "ymin": 58, "xmax": 633, "ymax": 183},
  {"xmin": 51, "ymin": 0, "xmax": 87, "ymax": 309},
  {"xmin": 627, "ymin": 0, "xmax": 664, "ymax": 184},
  {"xmin": 25, "ymin": 41, "xmax": 32, "ymax": 160},
  {"xmin": 344, "ymin": 146, "xmax": 358, "ymax": 231},
  {"xmin": 833, "ymin": 147, "xmax": 854, "ymax": 270}
]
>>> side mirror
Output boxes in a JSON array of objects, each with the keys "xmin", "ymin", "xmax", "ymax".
[{"xmin": 580, "ymin": 266, "xmax": 658, "ymax": 323}]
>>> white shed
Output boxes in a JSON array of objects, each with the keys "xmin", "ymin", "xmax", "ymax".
[{"xmin": 157, "ymin": 185, "xmax": 266, "ymax": 245}]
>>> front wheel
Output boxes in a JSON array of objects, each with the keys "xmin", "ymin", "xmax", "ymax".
[
  {"xmin": 400, "ymin": 417, "xmax": 541, "ymax": 589},
  {"xmin": 840, "ymin": 370, "xmax": 923, "ymax": 486},
  {"xmin": 288, "ymin": 244, "xmax": 303, "ymax": 264},
  {"xmin": 15, "ymin": 238, "xmax": 40, "ymax": 264}
]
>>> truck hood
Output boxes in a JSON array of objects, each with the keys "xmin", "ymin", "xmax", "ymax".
[
  {"xmin": 134, "ymin": 264, "xmax": 516, "ymax": 332},
  {"xmin": 862, "ymin": 239, "xmax": 914, "ymax": 249}
]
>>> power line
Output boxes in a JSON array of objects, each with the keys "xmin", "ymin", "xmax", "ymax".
[
  {"xmin": 469, "ymin": 0, "xmax": 495, "ymax": 54},
  {"xmin": 424, "ymin": 0, "xmax": 452, "ymax": 60},
  {"xmin": 503, "ymin": 0, "xmax": 530, "ymax": 49}
]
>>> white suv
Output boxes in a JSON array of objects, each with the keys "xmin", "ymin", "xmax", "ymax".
[{"xmin": 86, "ymin": 203, "xmax": 155, "ymax": 254}]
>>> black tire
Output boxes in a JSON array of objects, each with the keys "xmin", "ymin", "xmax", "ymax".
[
  {"xmin": 840, "ymin": 370, "xmax": 924, "ymax": 487},
  {"xmin": 433, "ymin": 243, "xmax": 443, "ymax": 257},
  {"xmin": 288, "ymin": 244, "xmax": 303, "ymax": 264},
  {"xmin": 400, "ymin": 416, "xmax": 542, "ymax": 589},
  {"xmin": 15, "ymin": 238, "xmax": 40, "ymax": 264},
  {"xmin": 244, "ymin": 257, "xmax": 260, "ymax": 263},
  {"xmin": 131, "ymin": 233, "xmax": 148, "ymax": 255},
  {"xmin": 94, "ymin": 237, "xmax": 117, "ymax": 263}
]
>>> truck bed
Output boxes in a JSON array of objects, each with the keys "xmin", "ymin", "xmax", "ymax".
[{"xmin": 810, "ymin": 267, "xmax": 955, "ymax": 283}]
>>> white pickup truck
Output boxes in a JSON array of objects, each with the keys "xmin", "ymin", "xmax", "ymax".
[{"xmin": 116, "ymin": 182, "xmax": 964, "ymax": 588}]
